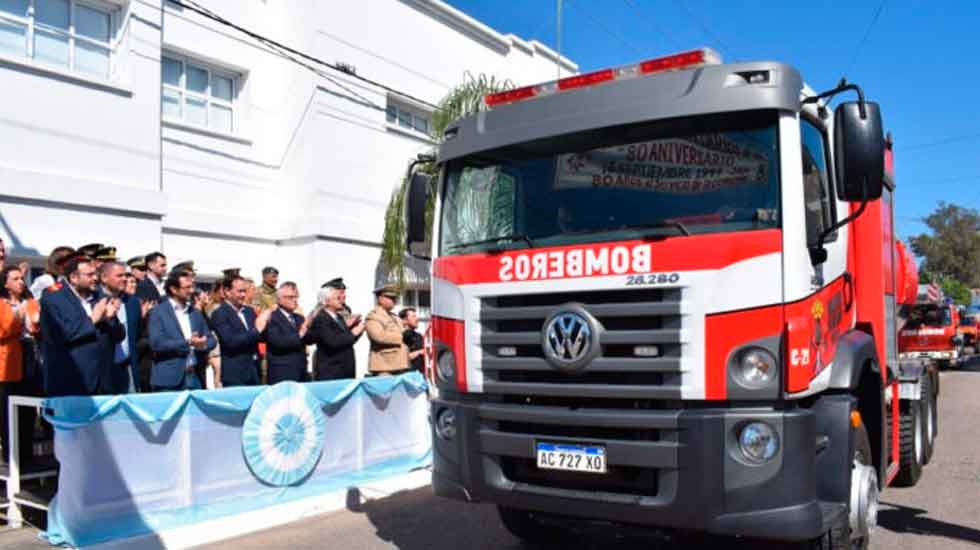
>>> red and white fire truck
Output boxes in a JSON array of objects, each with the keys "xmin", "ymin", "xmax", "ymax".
[
  {"xmin": 898, "ymin": 283, "xmax": 963, "ymax": 369},
  {"xmin": 405, "ymin": 49, "xmax": 938, "ymax": 548}
]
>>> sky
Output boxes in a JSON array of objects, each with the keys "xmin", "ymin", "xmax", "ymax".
[{"xmin": 443, "ymin": 0, "xmax": 980, "ymax": 242}]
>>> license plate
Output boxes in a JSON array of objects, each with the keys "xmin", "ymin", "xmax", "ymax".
[{"xmin": 536, "ymin": 442, "xmax": 607, "ymax": 474}]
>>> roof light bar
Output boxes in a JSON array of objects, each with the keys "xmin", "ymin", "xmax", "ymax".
[{"xmin": 484, "ymin": 48, "xmax": 721, "ymax": 108}]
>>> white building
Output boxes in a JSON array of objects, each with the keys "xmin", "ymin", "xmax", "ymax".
[{"xmin": 0, "ymin": 0, "xmax": 576, "ymax": 373}]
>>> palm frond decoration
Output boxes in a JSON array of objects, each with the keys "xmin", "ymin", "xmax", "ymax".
[{"xmin": 380, "ymin": 73, "xmax": 514, "ymax": 287}]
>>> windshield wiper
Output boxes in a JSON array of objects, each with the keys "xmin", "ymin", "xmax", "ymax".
[
  {"xmin": 620, "ymin": 221, "xmax": 691, "ymax": 236},
  {"xmin": 558, "ymin": 221, "xmax": 691, "ymax": 239},
  {"xmin": 449, "ymin": 233, "xmax": 535, "ymax": 253}
]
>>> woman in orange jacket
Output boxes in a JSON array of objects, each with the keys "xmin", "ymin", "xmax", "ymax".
[{"xmin": 0, "ymin": 265, "xmax": 40, "ymax": 465}]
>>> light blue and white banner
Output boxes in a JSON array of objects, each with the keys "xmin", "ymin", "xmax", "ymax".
[{"xmin": 41, "ymin": 373, "xmax": 431, "ymax": 548}]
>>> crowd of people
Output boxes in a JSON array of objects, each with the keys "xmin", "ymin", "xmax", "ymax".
[{"xmin": 0, "ymin": 237, "xmax": 426, "ymax": 467}]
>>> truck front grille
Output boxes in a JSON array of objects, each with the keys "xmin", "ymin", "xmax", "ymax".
[{"xmin": 478, "ymin": 287, "xmax": 686, "ymax": 401}]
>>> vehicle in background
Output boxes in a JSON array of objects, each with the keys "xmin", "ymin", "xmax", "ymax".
[
  {"xmin": 956, "ymin": 308, "xmax": 980, "ymax": 355},
  {"xmin": 899, "ymin": 284, "xmax": 962, "ymax": 369}
]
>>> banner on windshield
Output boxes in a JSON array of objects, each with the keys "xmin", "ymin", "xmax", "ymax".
[{"xmin": 555, "ymin": 134, "xmax": 771, "ymax": 194}]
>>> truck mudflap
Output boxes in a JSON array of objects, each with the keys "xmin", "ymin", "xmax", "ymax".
[
  {"xmin": 897, "ymin": 358, "xmax": 930, "ymax": 400},
  {"xmin": 432, "ymin": 400, "xmax": 835, "ymax": 541}
]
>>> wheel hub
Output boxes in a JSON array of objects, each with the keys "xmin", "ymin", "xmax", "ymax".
[{"xmin": 849, "ymin": 460, "xmax": 879, "ymax": 539}]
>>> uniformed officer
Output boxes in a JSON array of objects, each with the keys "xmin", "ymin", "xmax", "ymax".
[
  {"xmin": 93, "ymin": 246, "xmax": 117, "ymax": 287},
  {"xmin": 365, "ymin": 284, "xmax": 409, "ymax": 376},
  {"xmin": 307, "ymin": 277, "xmax": 364, "ymax": 380},
  {"xmin": 171, "ymin": 260, "xmax": 195, "ymax": 276},
  {"xmin": 320, "ymin": 277, "xmax": 353, "ymax": 321},
  {"xmin": 76, "ymin": 243, "xmax": 103, "ymax": 259},
  {"xmin": 126, "ymin": 256, "xmax": 147, "ymax": 282},
  {"xmin": 254, "ymin": 266, "xmax": 279, "ymax": 311},
  {"xmin": 29, "ymin": 246, "xmax": 74, "ymax": 298}
]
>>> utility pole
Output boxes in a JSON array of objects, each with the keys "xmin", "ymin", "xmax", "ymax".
[{"xmin": 556, "ymin": 0, "xmax": 563, "ymax": 79}]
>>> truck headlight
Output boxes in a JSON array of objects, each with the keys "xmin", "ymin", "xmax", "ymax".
[
  {"xmin": 437, "ymin": 350, "xmax": 457, "ymax": 383},
  {"xmin": 738, "ymin": 422, "xmax": 780, "ymax": 464},
  {"xmin": 733, "ymin": 348, "xmax": 777, "ymax": 389}
]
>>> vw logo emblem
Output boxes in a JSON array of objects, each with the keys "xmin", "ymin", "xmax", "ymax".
[{"xmin": 542, "ymin": 308, "xmax": 597, "ymax": 370}]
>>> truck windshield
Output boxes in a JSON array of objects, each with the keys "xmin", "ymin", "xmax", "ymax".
[
  {"xmin": 439, "ymin": 111, "xmax": 780, "ymax": 255},
  {"xmin": 906, "ymin": 305, "xmax": 953, "ymax": 327}
]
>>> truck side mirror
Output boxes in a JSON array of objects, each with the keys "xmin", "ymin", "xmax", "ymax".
[
  {"xmin": 834, "ymin": 101, "xmax": 884, "ymax": 202},
  {"xmin": 405, "ymin": 171, "xmax": 431, "ymax": 258}
]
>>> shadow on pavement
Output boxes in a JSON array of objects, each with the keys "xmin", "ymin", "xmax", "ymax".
[
  {"xmin": 878, "ymin": 501, "xmax": 980, "ymax": 545},
  {"xmin": 353, "ymin": 487, "xmax": 808, "ymax": 550}
]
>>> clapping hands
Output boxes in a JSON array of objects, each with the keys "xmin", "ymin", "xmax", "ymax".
[
  {"xmin": 255, "ymin": 306, "xmax": 276, "ymax": 332},
  {"xmin": 188, "ymin": 333, "xmax": 209, "ymax": 350}
]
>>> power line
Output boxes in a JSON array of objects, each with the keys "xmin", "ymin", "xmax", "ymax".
[
  {"xmin": 898, "ymin": 132, "xmax": 980, "ymax": 153},
  {"xmin": 672, "ymin": 0, "xmax": 735, "ymax": 60},
  {"xmin": 845, "ymin": 0, "xmax": 887, "ymax": 75},
  {"xmin": 566, "ymin": 0, "xmax": 645, "ymax": 58},
  {"xmin": 620, "ymin": 0, "xmax": 683, "ymax": 51},
  {"xmin": 168, "ymin": 0, "xmax": 440, "ymax": 111}
]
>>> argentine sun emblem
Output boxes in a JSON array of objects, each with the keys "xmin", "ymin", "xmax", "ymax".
[{"xmin": 242, "ymin": 382, "xmax": 326, "ymax": 486}]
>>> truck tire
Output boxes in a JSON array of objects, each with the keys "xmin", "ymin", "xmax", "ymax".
[
  {"xmin": 921, "ymin": 375, "xmax": 937, "ymax": 465},
  {"xmin": 497, "ymin": 506, "xmax": 567, "ymax": 546},
  {"xmin": 893, "ymin": 399, "xmax": 924, "ymax": 487},
  {"xmin": 804, "ymin": 422, "xmax": 875, "ymax": 550}
]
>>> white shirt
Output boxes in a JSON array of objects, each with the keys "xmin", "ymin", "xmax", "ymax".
[
  {"xmin": 280, "ymin": 308, "xmax": 297, "ymax": 328},
  {"xmin": 148, "ymin": 273, "xmax": 165, "ymax": 297},
  {"xmin": 171, "ymin": 298, "xmax": 196, "ymax": 368},
  {"xmin": 29, "ymin": 273, "xmax": 54, "ymax": 299},
  {"xmin": 233, "ymin": 305, "xmax": 250, "ymax": 329},
  {"xmin": 68, "ymin": 284, "xmax": 93, "ymax": 317},
  {"xmin": 114, "ymin": 295, "xmax": 130, "ymax": 363}
]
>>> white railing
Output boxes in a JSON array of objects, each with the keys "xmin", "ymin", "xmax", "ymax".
[{"xmin": 2, "ymin": 396, "xmax": 56, "ymax": 528}]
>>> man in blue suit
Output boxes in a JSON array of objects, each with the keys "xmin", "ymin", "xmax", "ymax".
[
  {"xmin": 147, "ymin": 269, "xmax": 216, "ymax": 391},
  {"xmin": 98, "ymin": 261, "xmax": 148, "ymax": 393},
  {"xmin": 40, "ymin": 255, "xmax": 126, "ymax": 397},
  {"xmin": 211, "ymin": 275, "xmax": 271, "ymax": 387},
  {"xmin": 262, "ymin": 282, "xmax": 313, "ymax": 383}
]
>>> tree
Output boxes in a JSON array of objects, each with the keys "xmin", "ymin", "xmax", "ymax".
[
  {"xmin": 380, "ymin": 73, "xmax": 513, "ymax": 286},
  {"xmin": 909, "ymin": 202, "xmax": 980, "ymax": 289}
]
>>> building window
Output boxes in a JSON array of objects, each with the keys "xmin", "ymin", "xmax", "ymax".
[
  {"xmin": 0, "ymin": 0, "xmax": 118, "ymax": 80},
  {"xmin": 162, "ymin": 52, "xmax": 237, "ymax": 134},
  {"xmin": 400, "ymin": 288, "xmax": 431, "ymax": 324},
  {"xmin": 386, "ymin": 99, "xmax": 430, "ymax": 137}
]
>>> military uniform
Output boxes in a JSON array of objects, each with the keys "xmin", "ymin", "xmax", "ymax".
[
  {"xmin": 254, "ymin": 283, "xmax": 277, "ymax": 311},
  {"xmin": 365, "ymin": 285, "xmax": 408, "ymax": 374}
]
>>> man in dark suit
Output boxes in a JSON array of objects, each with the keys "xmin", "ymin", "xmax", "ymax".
[
  {"xmin": 135, "ymin": 252, "xmax": 167, "ymax": 303},
  {"xmin": 262, "ymin": 282, "xmax": 312, "ymax": 384},
  {"xmin": 98, "ymin": 260, "xmax": 147, "ymax": 393},
  {"xmin": 307, "ymin": 279, "xmax": 365, "ymax": 380},
  {"xmin": 40, "ymin": 255, "xmax": 125, "ymax": 396},
  {"xmin": 148, "ymin": 269, "xmax": 216, "ymax": 391},
  {"xmin": 211, "ymin": 275, "xmax": 271, "ymax": 387}
]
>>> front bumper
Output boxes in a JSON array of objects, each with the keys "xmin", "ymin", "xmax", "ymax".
[
  {"xmin": 431, "ymin": 399, "xmax": 831, "ymax": 541},
  {"xmin": 899, "ymin": 350, "xmax": 958, "ymax": 361}
]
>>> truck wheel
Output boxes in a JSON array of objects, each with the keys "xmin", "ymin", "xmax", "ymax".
[
  {"xmin": 893, "ymin": 399, "xmax": 924, "ymax": 487},
  {"xmin": 920, "ymin": 376, "xmax": 937, "ymax": 465},
  {"xmin": 497, "ymin": 506, "xmax": 566, "ymax": 545},
  {"xmin": 806, "ymin": 422, "xmax": 876, "ymax": 550}
]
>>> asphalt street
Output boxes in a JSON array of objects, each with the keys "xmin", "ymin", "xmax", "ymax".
[{"xmin": 197, "ymin": 364, "xmax": 980, "ymax": 550}]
